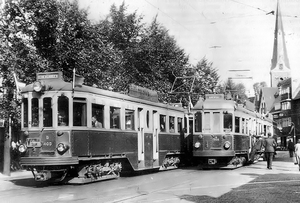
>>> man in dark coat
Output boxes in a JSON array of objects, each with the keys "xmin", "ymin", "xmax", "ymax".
[
  {"xmin": 287, "ymin": 139, "xmax": 295, "ymax": 158},
  {"xmin": 263, "ymin": 132, "xmax": 277, "ymax": 169}
]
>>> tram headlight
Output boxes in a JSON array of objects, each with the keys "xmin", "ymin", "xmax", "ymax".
[
  {"xmin": 194, "ymin": 141, "xmax": 201, "ymax": 149},
  {"xmin": 56, "ymin": 143, "xmax": 69, "ymax": 155},
  {"xmin": 223, "ymin": 141, "xmax": 231, "ymax": 150},
  {"xmin": 18, "ymin": 144, "xmax": 27, "ymax": 153}
]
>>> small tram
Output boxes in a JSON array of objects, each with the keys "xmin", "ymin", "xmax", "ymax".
[
  {"xmin": 189, "ymin": 94, "xmax": 273, "ymax": 168},
  {"xmin": 18, "ymin": 72, "xmax": 186, "ymax": 183}
]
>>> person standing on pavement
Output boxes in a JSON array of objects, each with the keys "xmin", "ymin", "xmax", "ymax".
[
  {"xmin": 263, "ymin": 132, "xmax": 277, "ymax": 169},
  {"xmin": 294, "ymin": 139, "xmax": 300, "ymax": 170},
  {"xmin": 287, "ymin": 139, "xmax": 295, "ymax": 158}
]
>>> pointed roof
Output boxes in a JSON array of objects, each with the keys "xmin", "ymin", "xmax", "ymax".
[
  {"xmin": 270, "ymin": 0, "xmax": 290, "ymax": 70},
  {"xmin": 260, "ymin": 87, "xmax": 278, "ymax": 112}
]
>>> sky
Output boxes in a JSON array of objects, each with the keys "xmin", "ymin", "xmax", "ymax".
[{"xmin": 78, "ymin": 0, "xmax": 300, "ymax": 94}]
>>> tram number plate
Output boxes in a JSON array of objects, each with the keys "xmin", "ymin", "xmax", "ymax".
[
  {"xmin": 27, "ymin": 138, "xmax": 42, "ymax": 148},
  {"xmin": 208, "ymin": 159, "xmax": 217, "ymax": 165}
]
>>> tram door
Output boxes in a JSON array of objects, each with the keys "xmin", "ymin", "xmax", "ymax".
[
  {"xmin": 144, "ymin": 110, "xmax": 153, "ymax": 168},
  {"xmin": 152, "ymin": 110, "xmax": 159, "ymax": 167},
  {"xmin": 137, "ymin": 108, "xmax": 145, "ymax": 168}
]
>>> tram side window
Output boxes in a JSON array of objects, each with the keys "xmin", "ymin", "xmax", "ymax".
[
  {"xmin": 73, "ymin": 98, "xmax": 87, "ymax": 126},
  {"xmin": 195, "ymin": 111, "xmax": 202, "ymax": 132},
  {"xmin": 160, "ymin": 115, "xmax": 166, "ymax": 132},
  {"xmin": 23, "ymin": 98, "xmax": 28, "ymax": 127},
  {"xmin": 212, "ymin": 112, "xmax": 221, "ymax": 133},
  {"xmin": 177, "ymin": 117, "xmax": 183, "ymax": 133},
  {"xmin": 125, "ymin": 109, "xmax": 134, "ymax": 130},
  {"xmin": 110, "ymin": 107, "xmax": 120, "ymax": 129},
  {"xmin": 242, "ymin": 118, "xmax": 245, "ymax": 134},
  {"xmin": 223, "ymin": 112, "xmax": 232, "ymax": 132},
  {"xmin": 58, "ymin": 96, "xmax": 69, "ymax": 126},
  {"xmin": 43, "ymin": 97, "xmax": 52, "ymax": 127},
  {"xmin": 31, "ymin": 98, "xmax": 39, "ymax": 127},
  {"xmin": 169, "ymin": 116, "xmax": 175, "ymax": 132},
  {"xmin": 92, "ymin": 104, "xmax": 104, "ymax": 128},
  {"xmin": 146, "ymin": 111, "xmax": 149, "ymax": 129},
  {"xmin": 235, "ymin": 117, "xmax": 240, "ymax": 133}
]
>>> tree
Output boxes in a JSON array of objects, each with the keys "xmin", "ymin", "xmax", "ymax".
[{"xmin": 222, "ymin": 79, "xmax": 248, "ymax": 103}]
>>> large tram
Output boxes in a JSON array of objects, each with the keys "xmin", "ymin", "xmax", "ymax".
[
  {"xmin": 18, "ymin": 72, "xmax": 186, "ymax": 183},
  {"xmin": 189, "ymin": 94, "xmax": 273, "ymax": 168}
]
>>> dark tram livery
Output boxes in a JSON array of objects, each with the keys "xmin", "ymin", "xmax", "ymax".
[
  {"xmin": 190, "ymin": 94, "xmax": 273, "ymax": 168},
  {"xmin": 19, "ymin": 72, "xmax": 185, "ymax": 183}
]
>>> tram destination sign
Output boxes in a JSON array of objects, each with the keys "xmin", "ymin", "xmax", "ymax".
[
  {"xmin": 37, "ymin": 72, "xmax": 62, "ymax": 80},
  {"xmin": 205, "ymin": 94, "xmax": 224, "ymax": 100},
  {"xmin": 128, "ymin": 84, "xmax": 158, "ymax": 102}
]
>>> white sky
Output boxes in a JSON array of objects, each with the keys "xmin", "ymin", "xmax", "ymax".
[{"xmin": 78, "ymin": 0, "xmax": 300, "ymax": 93}]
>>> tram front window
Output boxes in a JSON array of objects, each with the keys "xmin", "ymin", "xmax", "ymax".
[
  {"xmin": 43, "ymin": 97, "xmax": 52, "ymax": 127},
  {"xmin": 223, "ymin": 112, "xmax": 232, "ymax": 132},
  {"xmin": 58, "ymin": 96, "xmax": 69, "ymax": 126},
  {"xmin": 160, "ymin": 115, "xmax": 166, "ymax": 132},
  {"xmin": 125, "ymin": 109, "xmax": 134, "ymax": 130},
  {"xmin": 31, "ymin": 98, "xmax": 39, "ymax": 127},
  {"xmin": 73, "ymin": 98, "xmax": 87, "ymax": 126},
  {"xmin": 195, "ymin": 111, "xmax": 202, "ymax": 132}
]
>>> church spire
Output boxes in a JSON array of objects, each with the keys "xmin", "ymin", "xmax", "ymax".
[{"xmin": 270, "ymin": 0, "xmax": 291, "ymax": 87}]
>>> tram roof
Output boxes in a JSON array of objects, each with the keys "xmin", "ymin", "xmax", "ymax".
[{"xmin": 21, "ymin": 72, "xmax": 185, "ymax": 112}]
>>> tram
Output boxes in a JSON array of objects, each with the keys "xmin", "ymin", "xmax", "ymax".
[
  {"xmin": 18, "ymin": 72, "xmax": 186, "ymax": 183},
  {"xmin": 189, "ymin": 94, "xmax": 273, "ymax": 168}
]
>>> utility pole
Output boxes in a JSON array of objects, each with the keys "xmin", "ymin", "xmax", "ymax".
[{"xmin": 3, "ymin": 116, "xmax": 11, "ymax": 176}]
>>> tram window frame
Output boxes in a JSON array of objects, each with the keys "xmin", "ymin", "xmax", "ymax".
[
  {"xmin": 110, "ymin": 107, "xmax": 120, "ymax": 129},
  {"xmin": 73, "ymin": 98, "xmax": 87, "ymax": 127},
  {"xmin": 195, "ymin": 111, "xmax": 202, "ymax": 132},
  {"xmin": 125, "ymin": 109, "xmax": 135, "ymax": 130},
  {"xmin": 23, "ymin": 98, "xmax": 28, "ymax": 127},
  {"xmin": 43, "ymin": 97, "xmax": 52, "ymax": 127},
  {"xmin": 235, "ymin": 116, "xmax": 240, "ymax": 133},
  {"xmin": 177, "ymin": 117, "xmax": 183, "ymax": 133},
  {"xmin": 160, "ymin": 115, "xmax": 166, "ymax": 132},
  {"xmin": 58, "ymin": 96, "xmax": 69, "ymax": 126},
  {"xmin": 92, "ymin": 103, "xmax": 104, "ymax": 128},
  {"xmin": 169, "ymin": 116, "xmax": 175, "ymax": 133},
  {"xmin": 31, "ymin": 98, "xmax": 39, "ymax": 127},
  {"xmin": 223, "ymin": 112, "xmax": 232, "ymax": 133}
]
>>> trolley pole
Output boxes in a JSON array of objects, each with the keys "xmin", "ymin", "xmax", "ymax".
[{"xmin": 3, "ymin": 116, "xmax": 11, "ymax": 176}]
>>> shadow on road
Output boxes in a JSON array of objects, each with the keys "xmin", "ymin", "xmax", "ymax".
[{"xmin": 178, "ymin": 173, "xmax": 300, "ymax": 203}]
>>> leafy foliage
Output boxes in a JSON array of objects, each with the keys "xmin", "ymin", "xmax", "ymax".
[{"xmin": 0, "ymin": 0, "xmax": 220, "ymax": 138}]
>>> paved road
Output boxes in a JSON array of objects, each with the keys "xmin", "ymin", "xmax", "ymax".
[{"xmin": 0, "ymin": 151, "xmax": 299, "ymax": 203}]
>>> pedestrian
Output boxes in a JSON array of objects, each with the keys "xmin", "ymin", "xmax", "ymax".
[
  {"xmin": 263, "ymin": 132, "xmax": 277, "ymax": 169},
  {"xmin": 287, "ymin": 139, "xmax": 295, "ymax": 158},
  {"xmin": 294, "ymin": 139, "xmax": 300, "ymax": 170}
]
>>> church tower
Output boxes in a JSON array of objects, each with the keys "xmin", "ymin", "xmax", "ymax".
[{"xmin": 270, "ymin": 0, "xmax": 291, "ymax": 87}]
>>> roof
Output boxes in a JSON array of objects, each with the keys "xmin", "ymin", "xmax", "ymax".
[{"xmin": 260, "ymin": 87, "xmax": 278, "ymax": 112}]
